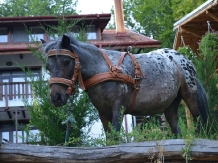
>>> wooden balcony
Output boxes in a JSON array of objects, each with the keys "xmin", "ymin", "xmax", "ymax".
[{"xmin": 0, "ymin": 82, "xmax": 33, "ymax": 109}]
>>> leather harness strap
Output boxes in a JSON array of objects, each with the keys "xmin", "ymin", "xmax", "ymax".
[
  {"xmin": 47, "ymin": 49, "xmax": 145, "ymax": 113},
  {"xmin": 84, "ymin": 49, "xmax": 145, "ymax": 113},
  {"xmin": 117, "ymin": 52, "xmax": 145, "ymax": 113},
  {"xmin": 84, "ymin": 50, "xmax": 136, "ymax": 88}
]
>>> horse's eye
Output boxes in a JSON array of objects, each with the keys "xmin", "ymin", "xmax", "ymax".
[{"xmin": 63, "ymin": 59, "xmax": 70, "ymax": 66}]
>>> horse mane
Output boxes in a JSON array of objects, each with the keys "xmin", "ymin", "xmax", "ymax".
[{"xmin": 42, "ymin": 33, "xmax": 98, "ymax": 57}]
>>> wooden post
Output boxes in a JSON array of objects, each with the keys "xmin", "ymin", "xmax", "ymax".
[
  {"xmin": 182, "ymin": 100, "xmax": 193, "ymax": 128},
  {"xmin": 113, "ymin": 0, "xmax": 126, "ymax": 36},
  {"xmin": 185, "ymin": 107, "xmax": 192, "ymax": 128},
  {"xmin": 15, "ymin": 109, "xmax": 18, "ymax": 143}
]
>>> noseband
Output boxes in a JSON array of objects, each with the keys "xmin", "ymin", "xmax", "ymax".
[{"xmin": 47, "ymin": 49, "xmax": 85, "ymax": 95}]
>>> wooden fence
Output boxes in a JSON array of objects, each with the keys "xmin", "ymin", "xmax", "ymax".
[{"xmin": 0, "ymin": 139, "xmax": 218, "ymax": 163}]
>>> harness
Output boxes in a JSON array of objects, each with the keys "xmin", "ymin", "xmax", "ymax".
[{"xmin": 47, "ymin": 49, "xmax": 145, "ymax": 113}]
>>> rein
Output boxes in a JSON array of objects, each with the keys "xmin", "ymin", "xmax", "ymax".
[{"xmin": 47, "ymin": 49, "xmax": 145, "ymax": 113}]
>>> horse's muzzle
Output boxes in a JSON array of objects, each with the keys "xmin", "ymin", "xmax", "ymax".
[{"xmin": 50, "ymin": 92, "xmax": 67, "ymax": 106}]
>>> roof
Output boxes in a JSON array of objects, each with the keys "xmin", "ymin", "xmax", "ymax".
[
  {"xmin": 173, "ymin": 0, "xmax": 218, "ymax": 53},
  {"xmin": 0, "ymin": 30, "xmax": 160, "ymax": 54},
  {"xmin": 0, "ymin": 14, "xmax": 160, "ymax": 54},
  {"xmin": 90, "ymin": 29, "xmax": 160, "ymax": 49},
  {"xmin": 174, "ymin": 0, "xmax": 218, "ymax": 28},
  {"xmin": 0, "ymin": 14, "xmax": 111, "ymax": 32}
]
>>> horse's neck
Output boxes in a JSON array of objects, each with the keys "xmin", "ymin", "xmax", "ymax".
[{"xmin": 77, "ymin": 46, "xmax": 111, "ymax": 80}]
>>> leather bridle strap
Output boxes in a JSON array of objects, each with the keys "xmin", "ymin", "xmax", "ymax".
[{"xmin": 47, "ymin": 49, "xmax": 85, "ymax": 95}]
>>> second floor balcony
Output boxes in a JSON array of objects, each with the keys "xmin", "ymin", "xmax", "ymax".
[{"xmin": 0, "ymin": 81, "xmax": 33, "ymax": 108}]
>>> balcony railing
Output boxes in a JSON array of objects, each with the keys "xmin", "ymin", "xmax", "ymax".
[{"xmin": 0, "ymin": 82, "xmax": 33, "ymax": 108}]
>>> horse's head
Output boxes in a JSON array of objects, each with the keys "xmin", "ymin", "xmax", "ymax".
[{"xmin": 43, "ymin": 34, "xmax": 77, "ymax": 106}]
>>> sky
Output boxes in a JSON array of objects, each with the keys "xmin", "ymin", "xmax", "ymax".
[
  {"xmin": 0, "ymin": 0, "xmax": 114, "ymax": 14},
  {"xmin": 76, "ymin": 0, "xmax": 114, "ymax": 14}
]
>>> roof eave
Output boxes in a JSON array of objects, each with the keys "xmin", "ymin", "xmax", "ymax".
[
  {"xmin": 173, "ymin": 0, "xmax": 218, "ymax": 30},
  {"xmin": 93, "ymin": 41, "xmax": 161, "ymax": 49}
]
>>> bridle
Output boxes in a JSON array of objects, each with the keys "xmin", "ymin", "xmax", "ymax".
[
  {"xmin": 47, "ymin": 48, "xmax": 145, "ymax": 113},
  {"xmin": 47, "ymin": 49, "xmax": 85, "ymax": 95}
]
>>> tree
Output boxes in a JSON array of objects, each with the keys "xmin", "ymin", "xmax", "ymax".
[
  {"xmin": 196, "ymin": 31, "xmax": 218, "ymax": 119},
  {"xmin": 0, "ymin": 0, "xmax": 78, "ymax": 17},
  {"xmin": 121, "ymin": 0, "xmax": 207, "ymax": 48},
  {"xmin": 172, "ymin": 0, "xmax": 207, "ymax": 20}
]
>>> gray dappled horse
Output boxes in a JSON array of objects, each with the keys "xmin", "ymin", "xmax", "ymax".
[{"xmin": 42, "ymin": 34, "xmax": 209, "ymax": 135}]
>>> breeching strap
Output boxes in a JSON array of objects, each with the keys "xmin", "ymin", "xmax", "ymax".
[{"xmin": 47, "ymin": 49, "xmax": 145, "ymax": 113}]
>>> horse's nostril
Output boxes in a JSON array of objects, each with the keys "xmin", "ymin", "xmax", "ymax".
[{"xmin": 51, "ymin": 93, "xmax": 62, "ymax": 103}]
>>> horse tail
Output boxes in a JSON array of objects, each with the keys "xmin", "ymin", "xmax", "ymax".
[{"xmin": 196, "ymin": 78, "xmax": 209, "ymax": 124}]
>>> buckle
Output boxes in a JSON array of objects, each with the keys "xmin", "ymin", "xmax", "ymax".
[
  {"xmin": 110, "ymin": 66, "xmax": 116, "ymax": 71},
  {"xmin": 134, "ymin": 77, "xmax": 141, "ymax": 89},
  {"xmin": 134, "ymin": 84, "xmax": 141, "ymax": 89}
]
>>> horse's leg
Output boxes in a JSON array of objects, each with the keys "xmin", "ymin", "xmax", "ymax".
[
  {"xmin": 98, "ymin": 112, "xmax": 112, "ymax": 133},
  {"xmin": 111, "ymin": 101, "xmax": 124, "ymax": 132},
  {"xmin": 180, "ymin": 83, "xmax": 201, "ymax": 124},
  {"xmin": 97, "ymin": 103, "xmax": 124, "ymax": 133},
  {"xmin": 180, "ymin": 89, "xmax": 203, "ymax": 135},
  {"xmin": 163, "ymin": 94, "xmax": 182, "ymax": 134},
  {"xmin": 181, "ymin": 93, "xmax": 200, "ymax": 123}
]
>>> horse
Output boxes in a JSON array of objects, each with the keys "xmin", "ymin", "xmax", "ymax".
[{"xmin": 42, "ymin": 33, "xmax": 209, "ymax": 135}]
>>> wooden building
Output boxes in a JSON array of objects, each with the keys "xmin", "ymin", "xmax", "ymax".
[
  {"xmin": 173, "ymin": 0, "xmax": 218, "ymax": 53},
  {"xmin": 0, "ymin": 1, "xmax": 160, "ymax": 143}
]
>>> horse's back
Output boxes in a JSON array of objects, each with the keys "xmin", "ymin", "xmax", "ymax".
[
  {"xmin": 154, "ymin": 48, "xmax": 197, "ymax": 93},
  {"xmin": 131, "ymin": 50, "xmax": 182, "ymax": 115}
]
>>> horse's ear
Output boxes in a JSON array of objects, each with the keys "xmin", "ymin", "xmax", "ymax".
[
  {"xmin": 62, "ymin": 35, "xmax": 70, "ymax": 49},
  {"xmin": 40, "ymin": 39, "xmax": 46, "ymax": 46}
]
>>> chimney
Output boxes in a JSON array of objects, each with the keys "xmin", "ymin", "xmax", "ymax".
[{"xmin": 114, "ymin": 0, "xmax": 126, "ymax": 36}]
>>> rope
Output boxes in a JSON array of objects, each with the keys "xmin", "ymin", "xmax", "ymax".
[
  {"xmin": 178, "ymin": 26, "xmax": 186, "ymax": 47},
  {"xmin": 181, "ymin": 36, "xmax": 186, "ymax": 47},
  {"xmin": 207, "ymin": 21, "xmax": 214, "ymax": 33}
]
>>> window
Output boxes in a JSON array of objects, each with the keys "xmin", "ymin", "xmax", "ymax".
[
  {"xmin": 13, "ymin": 27, "xmax": 44, "ymax": 42},
  {"xmin": 0, "ymin": 28, "xmax": 8, "ymax": 42},
  {"xmin": 29, "ymin": 27, "xmax": 44, "ymax": 41},
  {"xmin": 49, "ymin": 29, "xmax": 59, "ymax": 41},
  {"xmin": 86, "ymin": 25, "xmax": 97, "ymax": 40},
  {"xmin": 49, "ymin": 26, "xmax": 80, "ymax": 40},
  {"xmin": 70, "ymin": 25, "xmax": 80, "ymax": 38},
  {"xmin": 13, "ymin": 27, "xmax": 29, "ymax": 42}
]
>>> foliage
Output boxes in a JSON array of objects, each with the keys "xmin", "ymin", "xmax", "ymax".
[
  {"xmin": 177, "ymin": 32, "xmax": 218, "ymax": 139},
  {"xmin": 196, "ymin": 31, "xmax": 218, "ymax": 119},
  {"xmin": 171, "ymin": 0, "xmax": 207, "ymax": 20},
  {"xmin": 147, "ymin": 138, "xmax": 165, "ymax": 163},
  {"xmin": 22, "ymin": 73, "xmax": 67, "ymax": 145},
  {"xmin": 182, "ymin": 134, "xmax": 194, "ymax": 163},
  {"xmin": 119, "ymin": 0, "xmax": 207, "ymax": 48},
  {"xmin": 0, "ymin": 0, "xmax": 78, "ymax": 17},
  {"xmin": 65, "ymin": 91, "xmax": 99, "ymax": 146},
  {"xmin": 177, "ymin": 45, "xmax": 196, "ymax": 61}
]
